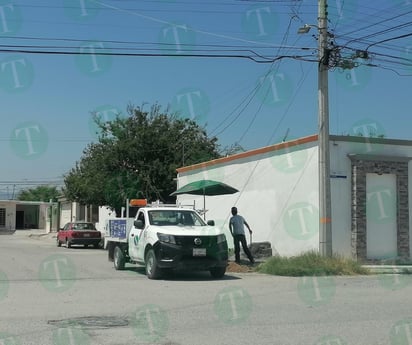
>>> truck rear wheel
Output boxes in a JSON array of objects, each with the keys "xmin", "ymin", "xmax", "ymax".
[
  {"xmin": 114, "ymin": 246, "xmax": 125, "ymax": 270},
  {"xmin": 145, "ymin": 249, "xmax": 161, "ymax": 279}
]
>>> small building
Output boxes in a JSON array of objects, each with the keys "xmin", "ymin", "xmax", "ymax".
[
  {"xmin": 0, "ymin": 200, "xmax": 54, "ymax": 232},
  {"xmin": 57, "ymin": 197, "xmax": 116, "ymax": 233},
  {"xmin": 0, "ymin": 198, "xmax": 116, "ymax": 233},
  {"xmin": 174, "ymin": 134, "xmax": 412, "ymax": 262}
]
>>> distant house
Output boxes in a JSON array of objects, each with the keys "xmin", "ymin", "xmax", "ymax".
[
  {"xmin": 58, "ymin": 197, "xmax": 98, "ymax": 227},
  {"xmin": 57, "ymin": 197, "xmax": 116, "ymax": 234},
  {"xmin": 0, "ymin": 200, "xmax": 54, "ymax": 232},
  {"xmin": 174, "ymin": 134, "xmax": 412, "ymax": 262},
  {"xmin": 0, "ymin": 197, "xmax": 112, "ymax": 233}
]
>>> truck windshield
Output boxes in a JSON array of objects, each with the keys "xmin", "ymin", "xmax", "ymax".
[{"xmin": 148, "ymin": 210, "xmax": 206, "ymax": 226}]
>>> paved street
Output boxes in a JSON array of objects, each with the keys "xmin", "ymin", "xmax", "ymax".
[{"xmin": 1, "ymin": 231, "xmax": 412, "ymax": 345}]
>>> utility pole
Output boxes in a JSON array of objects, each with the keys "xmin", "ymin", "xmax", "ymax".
[{"xmin": 318, "ymin": 0, "xmax": 332, "ymax": 256}]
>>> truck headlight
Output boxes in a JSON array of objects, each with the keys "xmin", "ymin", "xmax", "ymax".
[
  {"xmin": 217, "ymin": 234, "xmax": 226, "ymax": 244},
  {"xmin": 157, "ymin": 233, "xmax": 176, "ymax": 244}
]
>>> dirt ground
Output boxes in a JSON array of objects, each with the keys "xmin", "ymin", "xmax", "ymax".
[{"xmin": 226, "ymin": 261, "xmax": 256, "ymax": 273}]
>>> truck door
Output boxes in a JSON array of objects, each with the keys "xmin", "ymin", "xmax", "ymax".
[{"xmin": 128, "ymin": 211, "xmax": 147, "ymax": 262}]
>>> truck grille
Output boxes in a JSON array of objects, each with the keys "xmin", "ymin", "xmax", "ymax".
[{"xmin": 174, "ymin": 236, "xmax": 215, "ymax": 247}]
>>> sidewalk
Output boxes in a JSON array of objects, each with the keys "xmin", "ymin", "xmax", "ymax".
[
  {"xmin": 0, "ymin": 229, "xmax": 56, "ymax": 239},
  {"xmin": 362, "ymin": 265, "xmax": 412, "ymax": 274}
]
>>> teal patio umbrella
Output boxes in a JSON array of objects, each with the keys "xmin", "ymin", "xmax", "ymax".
[{"xmin": 170, "ymin": 180, "xmax": 239, "ymax": 218}]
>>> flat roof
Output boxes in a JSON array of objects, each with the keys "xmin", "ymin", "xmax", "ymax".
[
  {"xmin": 177, "ymin": 134, "xmax": 318, "ymax": 173},
  {"xmin": 177, "ymin": 134, "xmax": 412, "ymax": 174},
  {"xmin": 0, "ymin": 200, "xmax": 54, "ymax": 206}
]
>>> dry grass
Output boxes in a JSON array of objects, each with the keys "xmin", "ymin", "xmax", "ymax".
[{"xmin": 255, "ymin": 251, "xmax": 370, "ymax": 276}]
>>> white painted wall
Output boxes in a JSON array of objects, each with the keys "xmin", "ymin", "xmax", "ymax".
[
  {"xmin": 329, "ymin": 138, "xmax": 412, "ymax": 258},
  {"xmin": 0, "ymin": 202, "xmax": 16, "ymax": 230},
  {"xmin": 176, "ymin": 139, "xmax": 320, "ymax": 256},
  {"xmin": 38, "ymin": 204, "xmax": 48, "ymax": 230},
  {"xmin": 60, "ymin": 202, "xmax": 72, "ymax": 227},
  {"xmin": 95, "ymin": 206, "xmax": 116, "ymax": 233},
  {"xmin": 177, "ymin": 136, "xmax": 412, "ymax": 259}
]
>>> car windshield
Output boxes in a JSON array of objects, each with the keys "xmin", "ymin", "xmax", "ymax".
[
  {"xmin": 73, "ymin": 223, "xmax": 96, "ymax": 230},
  {"xmin": 148, "ymin": 210, "xmax": 206, "ymax": 226}
]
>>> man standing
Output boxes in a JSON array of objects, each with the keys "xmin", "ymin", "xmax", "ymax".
[{"xmin": 229, "ymin": 206, "xmax": 255, "ymax": 264}]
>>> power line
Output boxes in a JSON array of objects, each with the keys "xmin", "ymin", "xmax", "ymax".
[
  {"xmin": 0, "ymin": 46, "xmax": 315, "ymax": 63},
  {"xmin": 2, "ymin": 35, "xmax": 313, "ymax": 51}
]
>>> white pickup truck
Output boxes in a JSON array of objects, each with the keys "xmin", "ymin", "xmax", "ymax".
[{"xmin": 106, "ymin": 204, "xmax": 228, "ymax": 279}]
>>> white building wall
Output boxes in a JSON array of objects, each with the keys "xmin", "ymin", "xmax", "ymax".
[
  {"xmin": 38, "ymin": 204, "xmax": 48, "ymax": 230},
  {"xmin": 329, "ymin": 141, "xmax": 353, "ymax": 257},
  {"xmin": 177, "ymin": 136, "xmax": 412, "ymax": 259},
  {"xmin": 95, "ymin": 206, "xmax": 116, "ymax": 233},
  {"xmin": 0, "ymin": 202, "xmax": 16, "ymax": 230},
  {"xmin": 177, "ymin": 139, "xmax": 320, "ymax": 257},
  {"xmin": 60, "ymin": 202, "xmax": 72, "ymax": 227},
  {"xmin": 328, "ymin": 138, "xmax": 412, "ymax": 258}
]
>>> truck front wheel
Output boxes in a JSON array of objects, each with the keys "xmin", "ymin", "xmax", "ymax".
[
  {"xmin": 114, "ymin": 246, "xmax": 125, "ymax": 270},
  {"xmin": 145, "ymin": 249, "xmax": 161, "ymax": 279}
]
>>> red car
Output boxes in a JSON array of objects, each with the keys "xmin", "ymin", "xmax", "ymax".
[{"xmin": 57, "ymin": 221, "xmax": 101, "ymax": 248}]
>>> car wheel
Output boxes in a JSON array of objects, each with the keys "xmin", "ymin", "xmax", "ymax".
[
  {"xmin": 66, "ymin": 238, "xmax": 71, "ymax": 248},
  {"xmin": 114, "ymin": 246, "xmax": 125, "ymax": 270},
  {"xmin": 145, "ymin": 249, "xmax": 161, "ymax": 279},
  {"xmin": 210, "ymin": 266, "xmax": 226, "ymax": 279},
  {"xmin": 56, "ymin": 237, "xmax": 61, "ymax": 247}
]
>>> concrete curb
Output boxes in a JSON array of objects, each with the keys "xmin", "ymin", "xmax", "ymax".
[
  {"xmin": 28, "ymin": 233, "xmax": 55, "ymax": 238},
  {"xmin": 363, "ymin": 265, "xmax": 412, "ymax": 274},
  {"xmin": 0, "ymin": 230, "xmax": 16, "ymax": 235}
]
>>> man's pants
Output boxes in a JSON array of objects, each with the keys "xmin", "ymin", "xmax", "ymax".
[{"xmin": 233, "ymin": 234, "xmax": 254, "ymax": 263}]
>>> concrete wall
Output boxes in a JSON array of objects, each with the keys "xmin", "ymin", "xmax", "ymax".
[
  {"xmin": 0, "ymin": 202, "xmax": 16, "ymax": 230},
  {"xmin": 330, "ymin": 137, "xmax": 412, "ymax": 260},
  {"xmin": 95, "ymin": 206, "xmax": 116, "ymax": 233},
  {"xmin": 176, "ymin": 135, "xmax": 412, "ymax": 259},
  {"xmin": 0, "ymin": 201, "xmax": 51, "ymax": 231},
  {"xmin": 176, "ymin": 137, "xmax": 320, "ymax": 256},
  {"xmin": 60, "ymin": 202, "xmax": 72, "ymax": 227}
]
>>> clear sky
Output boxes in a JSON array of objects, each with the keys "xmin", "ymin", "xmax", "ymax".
[{"xmin": 1, "ymin": 0, "xmax": 411, "ymax": 198}]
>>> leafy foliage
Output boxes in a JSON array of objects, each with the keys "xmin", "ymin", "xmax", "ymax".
[
  {"xmin": 17, "ymin": 185, "xmax": 60, "ymax": 202},
  {"xmin": 63, "ymin": 104, "xmax": 221, "ymax": 213}
]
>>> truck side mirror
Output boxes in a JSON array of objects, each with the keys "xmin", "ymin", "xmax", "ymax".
[
  {"xmin": 134, "ymin": 219, "xmax": 144, "ymax": 229},
  {"xmin": 207, "ymin": 220, "xmax": 215, "ymax": 226}
]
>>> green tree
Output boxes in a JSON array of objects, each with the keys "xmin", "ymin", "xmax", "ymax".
[
  {"xmin": 17, "ymin": 185, "xmax": 60, "ymax": 202},
  {"xmin": 63, "ymin": 104, "xmax": 221, "ymax": 213}
]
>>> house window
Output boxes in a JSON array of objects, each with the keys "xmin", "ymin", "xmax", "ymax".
[{"xmin": 0, "ymin": 208, "xmax": 5, "ymax": 227}]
